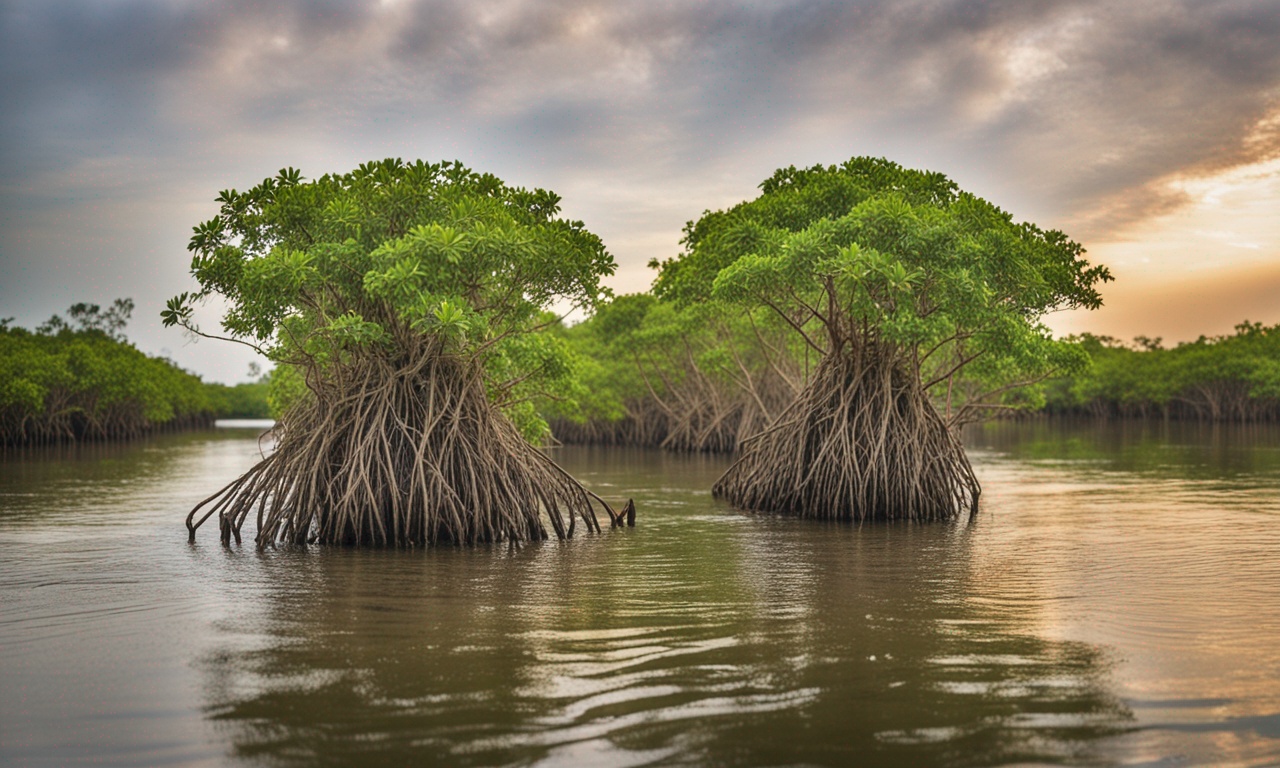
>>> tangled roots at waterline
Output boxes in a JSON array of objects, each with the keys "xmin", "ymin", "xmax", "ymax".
[
  {"xmin": 188, "ymin": 354, "xmax": 615, "ymax": 547},
  {"xmin": 713, "ymin": 351, "xmax": 980, "ymax": 522}
]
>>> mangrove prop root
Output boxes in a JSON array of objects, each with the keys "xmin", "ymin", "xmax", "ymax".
[
  {"xmin": 547, "ymin": 364, "xmax": 796, "ymax": 455},
  {"xmin": 712, "ymin": 349, "xmax": 980, "ymax": 522},
  {"xmin": 186, "ymin": 351, "xmax": 616, "ymax": 547}
]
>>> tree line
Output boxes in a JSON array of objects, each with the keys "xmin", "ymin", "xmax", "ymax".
[
  {"xmin": 544, "ymin": 312, "xmax": 1280, "ymax": 450},
  {"xmin": 1, "ymin": 299, "xmax": 271, "ymax": 447},
  {"xmin": 1041, "ymin": 323, "xmax": 1280, "ymax": 422}
]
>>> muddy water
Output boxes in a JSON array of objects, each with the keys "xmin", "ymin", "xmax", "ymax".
[{"xmin": 1, "ymin": 420, "xmax": 1278, "ymax": 766}]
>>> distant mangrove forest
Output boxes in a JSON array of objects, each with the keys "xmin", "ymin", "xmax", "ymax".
[
  {"xmin": 545, "ymin": 313, "xmax": 1280, "ymax": 453},
  {"xmin": 1042, "ymin": 324, "xmax": 1280, "ymax": 422},
  {"xmin": 1, "ymin": 299, "xmax": 270, "ymax": 447}
]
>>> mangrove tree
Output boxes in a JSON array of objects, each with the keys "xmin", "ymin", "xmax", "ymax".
[
  {"xmin": 660, "ymin": 157, "xmax": 1111, "ymax": 521},
  {"xmin": 165, "ymin": 159, "xmax": 620, "ymax": 546}
]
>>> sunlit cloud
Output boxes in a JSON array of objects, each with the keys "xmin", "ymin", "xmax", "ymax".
[{"xmin": 1052, "ymin": 146, "xmax": 1280, "ymax": 342}]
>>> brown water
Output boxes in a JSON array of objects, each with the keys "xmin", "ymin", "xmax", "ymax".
[{"xmin": 2, "ymin": 420, "xmax": 1279, "ymax": 766}]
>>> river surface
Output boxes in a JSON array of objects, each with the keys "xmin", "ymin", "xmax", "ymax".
[{"xmin": 2, "ymin": 420, "xmax": 1279, "ymax": 766}]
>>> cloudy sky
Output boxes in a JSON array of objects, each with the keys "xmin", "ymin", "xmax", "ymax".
[{"xmin": 3, "ymin": 0, "xmax": 1279, "ymax": 383}]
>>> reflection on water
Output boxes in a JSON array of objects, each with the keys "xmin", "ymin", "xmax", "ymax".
[
  {"xmin": 2, "ymin": 422, "xmax": 1279, "ymax": 766},
  {"xmin": 972, "ymin": 418, "xmax": 1280, "ymax": 479}
]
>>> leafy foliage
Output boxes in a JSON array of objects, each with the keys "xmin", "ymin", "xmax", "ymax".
[
  {"xmin": 36, "ymin": 298, "xmax": 135, "ymax": 340},
  {"xmin": 660, "ymin": 156, "xmax": 1111, "ymax": 425},
  {"xmin": 1044, "ymin": 323, "xmax": 1280, "ymax": 421},
  {"xmin": 545, "ymin": 292, "xmax": 807, "ymax": 451},
  {"xmin": 165, "ymin": 158, "xmax": 615, "ymax": 441},
  {"xmin": 1, "ymin": 302, "xmax": 221, "ymax": 445},
  {"xmin": 204, "ymin": 371, "xmax": 273, "ymax": 419}
]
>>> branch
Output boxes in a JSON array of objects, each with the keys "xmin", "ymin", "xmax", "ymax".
[
  {"xmin": 745, "ymin": 310, "xmax": 803, "ymax": 394},
  {"xmin": 922, "ymin": 350, "xmax": 984, "ymax": 392},
  {"xmin": 945, "ymin": 369, "xmax": 1061, "ymax": 428},
  {"xmin": 918, "ymin": 329, "xmax": 975, "ymax": 367},
  {"xmin": 760, "ymin": 297, "xmax": 825, "ymax": 354},
  {"xmin": 963, "ymin": 369, "xmax": 1058, "ymax": 404},
  {"xmin": 729, "ymin": 344, "xmax": 772, "ymax": 418},
  {"xmin": 631, "ymin": 351, "xmax": 678, "ymax": 417},
  {"xmin": 788, "ymin": 284, "xmax": 831, "ymax": 329},
  {"xmin": 178, "ymin": 320, "xmax": 269, "ymax": 357}
]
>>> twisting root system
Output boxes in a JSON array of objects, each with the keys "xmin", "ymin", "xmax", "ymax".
[
  {"xmin": 713, "ymin": 345, "xmax": 980, "ymax": 522},
  {"xmin": 188, "ymin": 348, "xmax": 617, "ymax": 547}
]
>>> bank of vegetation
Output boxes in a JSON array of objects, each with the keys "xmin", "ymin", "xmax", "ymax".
[
  {"xmin": 206, "ymin": 374, "xmax": 273, "ymax": 419},
  {"xmin": 1, "ymin": 299, "xmax": 272, "ymax": 447},
  {"xmin": 545, "ymin": 315, "xmax": 1280, "ymax": 457},
  {"xmin": 1042, "ymin": 323, "xmax": 1280, "ymax": 421}
]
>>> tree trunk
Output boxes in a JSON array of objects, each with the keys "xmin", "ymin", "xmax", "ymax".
[
  {"xmin": 713, "ymin": 344, "xmax": 979, "ymax": 522},
  {"xmin": 187, "ymin": 348, "xmax": 612, "ymax": 547}
]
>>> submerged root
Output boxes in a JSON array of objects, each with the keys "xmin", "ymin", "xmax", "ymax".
[
  {"xmin": 188, "ymin": 352, "xmax": 616, "ymax": 547},
  {"xmin": 713, "ymin": 349, "xmax": 979, "ymax": 522}
]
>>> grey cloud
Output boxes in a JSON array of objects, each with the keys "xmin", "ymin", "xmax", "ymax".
[
  {"xmin": 2, "ymin": 0, "xmax": 1279, "ymax": 379},
  {"xmin": 4, "ymin": 0, "xmax": 1278, "ymax": 213}
]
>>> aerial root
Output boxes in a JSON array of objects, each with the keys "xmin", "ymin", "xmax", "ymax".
[
  {"xmin": 713, "ymin": 349, "xmax": 979, "ymax": 522},
  {"xmin": 187, "ymin": 351, "xmax": 624, "ymax": 547}
]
